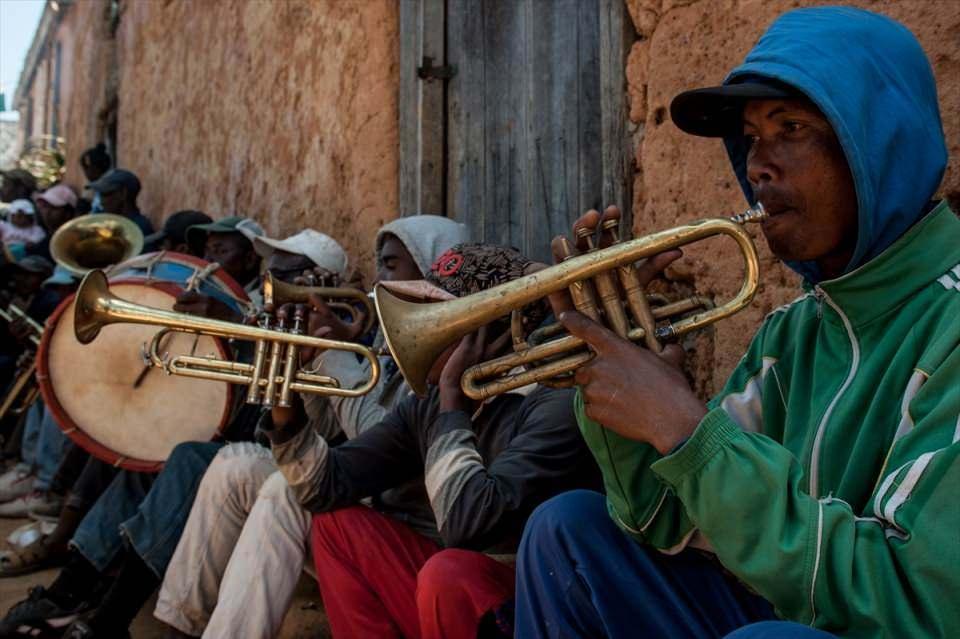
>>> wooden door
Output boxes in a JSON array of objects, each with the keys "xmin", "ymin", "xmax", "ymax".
[{"xmin": 400, "ymin": 0, "xmax": 632, "ymax": 263}]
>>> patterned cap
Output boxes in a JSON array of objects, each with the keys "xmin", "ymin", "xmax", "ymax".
[{"xmin": 425, "ymin": 242, "xmax": 548, "ymax": 332}]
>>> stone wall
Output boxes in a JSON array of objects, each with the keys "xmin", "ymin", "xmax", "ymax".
[
  {"xmin": 624, "ymin": 0, "xmax": 960, "ymax": 396},
  {"xmin": 113, "ymin": 0, "xmax": 399, "ymax": 278}
]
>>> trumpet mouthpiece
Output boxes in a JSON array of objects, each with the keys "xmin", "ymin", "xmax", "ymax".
[{"xmin": 730, "ymin": 203, "xmax": 768, "ymax": 224}]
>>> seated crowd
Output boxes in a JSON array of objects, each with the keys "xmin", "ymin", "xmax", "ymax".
[{"xmin": 0, "ymin": 7, "xmax": 956, "ymax": 639}]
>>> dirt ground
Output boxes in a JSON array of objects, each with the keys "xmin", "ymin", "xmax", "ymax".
[{"xmin": 0, "ymin": 517, "xmax": 331, "ymax": 638}]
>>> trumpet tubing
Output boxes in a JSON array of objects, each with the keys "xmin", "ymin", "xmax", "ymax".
[
  {"xmin": 0, "ymin": 360, "xmax": 39, "ymax": 421},
  {"xmin": 74, "ymin": 270, "xmax": 380, "ymax": 407},
  {"xmin": 262, "ymin": 272, "xmax": 376, "ymax": 335},
  {"xmin": 375, "ymin": 205, "xmax": 766, "ymax": 398},
  {"xmin": 0, "ymin": 305, "xmax": 43, "ymax": 347}
]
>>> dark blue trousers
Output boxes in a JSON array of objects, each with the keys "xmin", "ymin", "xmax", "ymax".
[{"xmin": 516, "ymin": 490, "xmax": 836, "ymax": 639}]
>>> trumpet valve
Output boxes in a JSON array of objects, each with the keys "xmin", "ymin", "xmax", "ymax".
[
  {"xmin": 277, "ymin": 307, "xmax": 306, "ymax": 408},
  {"xmin": 575, "ymin": 226, "xmax": 597, "ymax": 250},
  {"xmin": 600, "ymin": 218, "xmax": 622, "ymax": 243}
]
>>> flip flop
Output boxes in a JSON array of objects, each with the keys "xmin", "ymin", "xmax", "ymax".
[{"xmin": 0, "ymin": 536, "xmax": 66, "ymax": 578}]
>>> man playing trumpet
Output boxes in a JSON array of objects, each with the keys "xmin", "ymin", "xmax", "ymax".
[{"xmin": 516, "ymin": 7, "xmax": 959, "ymax": 639}]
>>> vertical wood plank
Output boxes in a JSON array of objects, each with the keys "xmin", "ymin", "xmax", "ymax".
[
  {"xmin": 599, "ymin": 0, "xmax": 634, "ymax": 226},
  {"xmin": 446, "ymin": 0, "xmax": 486, "ymax": 233},
  {"xmin": 577, "ymin": 0, "xmax": 603, "ymax": 217},
  {"xmin": 398, "ymin": 0, "xmax": 421, "ymax": 215},
  {"xmin": 399, "ymin": 0, "xmax": 446, "ymax": 216},
  {"xmin": 482, "ymin": 0, "xmax": 526, "ymax": 249}
]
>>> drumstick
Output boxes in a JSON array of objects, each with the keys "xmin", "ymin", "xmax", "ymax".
[{"xmin": 132, "ymin": 362, "xmax": 153, "ymax": 389}]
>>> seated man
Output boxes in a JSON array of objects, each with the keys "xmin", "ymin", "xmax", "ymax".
[
  {"xmin": 29, "ymin": 184, "xmax": 79, "ymax": 262},
  {"xmin": 0, "ymin": 168, "xmax": 37, "ymax": 206},
  {"xmin": 0, "ymin": 222, "xmax": 319, "ymax": 638},
  {"xmin": 515, "ymin": 7, "xmax": 958, "ymax": 639},
  {"xmin": 86, "ymin": 169, "xmax": 154, "ymax": 235},
  {"xmin": 178, "ymin": 215, "xmax": 265, "ymax": 312},
  {"xmin": 266, "ymin": 243, "xmax": 600, "ymax": 639},
  {"xmin": 79, "ymin": 144, "xmax": 111, "ymax": 214},
  {"xmin": 0, "ymin": 199, "xmax": 46, "ymax": 246},
  {"xmin": 0, "ymin": 266, "xmax": 80, "ymax": 522},
  {"xmin": 143, "ymin": 210, "xmax": 213, "ymax": 255},
  {"xmin": 0, "ymin": 256, "xmax": 57, "ymax": 395},
  {"xmin": 156, "ymin": 214, "xmax": 468, "ymax": 638},
  {"xmin": 0, "ymin": 215, "xmax": 257, "ymax": 581}
]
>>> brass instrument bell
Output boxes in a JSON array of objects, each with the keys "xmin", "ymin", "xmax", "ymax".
[{"xmin": 50, "ymin": 214, "xmax": 145, "ymax": 276}]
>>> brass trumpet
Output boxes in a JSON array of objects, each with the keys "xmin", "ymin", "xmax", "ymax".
[
  {"xmin": 73, "ymin": 270, "xmax": 381, "ymax": 407},
  {"xmin": 0, "ymin": 304, "xmax": 44, "ymax": 422},
  {"xmin": 262, "ymin": 272, "xmax": 376, "ymax": 335},
  {"xmin": 0, "ymin": 304, "xmax": 44, "ymax": 347},
  {"xmin": 375, "ymin": 205, "xmax": 767, "ymax": 399}
]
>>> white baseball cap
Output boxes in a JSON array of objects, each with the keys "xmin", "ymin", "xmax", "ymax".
[
  {"xmin": 254, "ymin": 229, "xmax": 348, "ymax": 278},
  {"xmin": 7, "ymin": 199, "xmax": 36, "ymax": 215}
]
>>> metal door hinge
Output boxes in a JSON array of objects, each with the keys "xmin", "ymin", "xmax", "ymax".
[{"xmin": 417, "ymin": 56, "xmax": 456, "ymax": 82}]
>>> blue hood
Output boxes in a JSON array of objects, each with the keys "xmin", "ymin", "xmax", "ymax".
[{"xmin": 723, "ymin": 7, "xmax": 947, "ymax": 283}]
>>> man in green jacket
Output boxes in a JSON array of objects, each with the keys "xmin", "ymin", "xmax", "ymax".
[{"xmin": 515, "ymin": 7, "xmax": 958, "ymax": 639}]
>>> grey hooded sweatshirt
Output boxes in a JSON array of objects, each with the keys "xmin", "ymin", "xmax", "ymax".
[{"xmin": 304, "ymin": 215, "xmax": 468, "ymax": 440}]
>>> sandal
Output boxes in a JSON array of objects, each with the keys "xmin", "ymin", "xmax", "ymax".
[
  {"xmin": 0, "ymin": 535, "xmax": 67, "ymax": 578},
  {"xmin": 0, "ymin": 586, "xmax": 89, "ymax": 637}
]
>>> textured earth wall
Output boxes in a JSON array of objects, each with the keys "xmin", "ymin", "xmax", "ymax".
[
  {"xmin": 624, "ymin": 0, "xmax": 960, "ymax": 396},
  {"xmin": 57, "ymin": 0, "xmax": 116, "ymax": 190},
  {"xmin": 114, "ymin": 0, "xmax": 399, "ymax": 279}
]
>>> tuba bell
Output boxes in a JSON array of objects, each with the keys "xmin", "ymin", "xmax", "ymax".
[
  {"xmin": 50, "ymin": 214, "xmax": 145, "ymax": 276},
  {"xmin": 18, "ymin": 135, "xmax": 67, "ymax": 189}
]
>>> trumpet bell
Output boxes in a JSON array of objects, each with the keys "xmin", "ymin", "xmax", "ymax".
[
  {"xmin": 74, "ymin": 270, "xmax": 111, "ymax": 345},
  {"xmin": 51, "ymin": 214, "xmax": 145, "ymax": 276},
  {"xmin": 374, "ymin": 288, "xmax": 457, "ymax": 397}
]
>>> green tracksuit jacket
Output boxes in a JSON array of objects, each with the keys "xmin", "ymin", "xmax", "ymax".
[{"xmin": 579, "ymin": 202, "xmax": 960, "ymax": 638}]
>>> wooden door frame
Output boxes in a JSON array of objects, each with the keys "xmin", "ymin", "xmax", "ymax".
[{"xmin": 399, "ymin": 0, "xmax": 633, "ymax": 226}]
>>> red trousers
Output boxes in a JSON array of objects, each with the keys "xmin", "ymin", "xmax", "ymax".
[{"xmin": 310, "ymin": 506, "xmax": 515, "ymax": 639}]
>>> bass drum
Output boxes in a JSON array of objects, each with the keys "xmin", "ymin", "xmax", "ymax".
[{"xmin": 37, "ymin": 252, "xmax": 253, "ymax": 472}]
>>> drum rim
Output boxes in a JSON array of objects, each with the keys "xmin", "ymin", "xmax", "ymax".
[
  {"xmin": 112, "ymin": 251, "xmax": 251, "ymax": 301},
  {"xmin": 37, "ymin": 274, "xmax": 242, "ymax": 472}
]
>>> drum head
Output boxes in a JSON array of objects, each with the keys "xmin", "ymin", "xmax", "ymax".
[{"xmin": 38, "ymin": 281, "xmax": 234, "ymax": 472}]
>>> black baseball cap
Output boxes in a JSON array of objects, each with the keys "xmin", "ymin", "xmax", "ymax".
[
  {"xmin": 144, "ymin": 210, "xmax": 213, "ymax": 247},
  {"xmin": 670, "ymin": 78, "xmax": 801, "ymax": 138},
  {"xmin": 86, "ymin": 168, "xmax": 141, "ymax": 196}
]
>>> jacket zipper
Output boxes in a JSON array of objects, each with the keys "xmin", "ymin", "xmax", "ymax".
[{"xmin": 808, "ymin": 286, "xmax": 860, "ymax": 497}]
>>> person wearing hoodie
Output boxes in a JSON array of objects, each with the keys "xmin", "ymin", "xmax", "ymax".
[
  {"xmin": 515, "ymin": 7, "xmax": 958, "ymax": 639},
  {"xmin": 154, "ymin": 214, "xmax": 468, "ymax": 638}
]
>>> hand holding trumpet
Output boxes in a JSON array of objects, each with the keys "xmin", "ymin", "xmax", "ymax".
[{"xmin": 548, "ymin": 206, "xmax": 707, "ymax": 454}]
